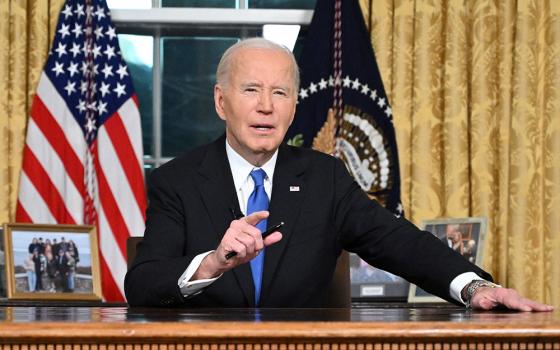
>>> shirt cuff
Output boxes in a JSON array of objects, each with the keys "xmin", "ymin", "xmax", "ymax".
[
  {"xmin": 178, "ymin": 251, "xmax": 222, "ymax": 297},
  {"xmin": 449, "ymin": 272, "xmax": 485, "ymax": 304}
]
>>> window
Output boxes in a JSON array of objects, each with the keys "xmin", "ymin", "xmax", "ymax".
[{"xmin": 110, "ymin": 1, "xmax": 314, "ymax": 174}]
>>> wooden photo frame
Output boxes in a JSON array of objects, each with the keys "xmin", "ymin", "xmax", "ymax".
[
  {"xmin": 408, "ymin": 217, "xmax": 488, "ymax": 303},
  {"xmin": 3, "ymin": 223, "xmax": 102, "ymax": 301},
  {"xmin": 350, "ymin": 253, "xmax": 409, "ymax": 301}
]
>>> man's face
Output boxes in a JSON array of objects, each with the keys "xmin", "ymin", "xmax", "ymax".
[
  {"xmin": 214, "ymin": 47, "xmax": 297, "ymax": 165},
  {"xmin": 446, "ymin": 226, "xmax": 461, "ymax": 242}
]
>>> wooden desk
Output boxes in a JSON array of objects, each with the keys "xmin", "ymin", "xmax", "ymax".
[{"xmin": 0, "ymin": 304, "xmax": 559, "ymax": 350}]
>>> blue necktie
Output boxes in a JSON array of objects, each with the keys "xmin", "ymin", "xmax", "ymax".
[{"xmin": 247, "ymin": 168, "xmax": 268, "ymax": 305}]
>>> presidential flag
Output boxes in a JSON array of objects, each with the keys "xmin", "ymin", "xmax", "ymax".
[
  {"xmin": 287, "ymin": 0, "xmax": 403, "ymax": 216},
  {"xmin": 16, "ymin": 0, "xmax": 147, "ymax": 301}
]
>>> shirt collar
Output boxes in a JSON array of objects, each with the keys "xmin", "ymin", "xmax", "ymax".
[{"xmin": 225, "ymin": 138, "xmax": 278, "ymax": 191}]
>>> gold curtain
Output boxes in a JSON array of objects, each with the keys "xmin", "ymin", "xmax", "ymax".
[
  {"xmin": 361, "ymin": 0, "xmax": 560, "ymax": 305},
  {"xmin": 0, "ymin": 0, "xmax": 65, "ymax": 225},
  {"xmin": 1, "ymin": 0, "xmax": 558, "ymax": 306}
]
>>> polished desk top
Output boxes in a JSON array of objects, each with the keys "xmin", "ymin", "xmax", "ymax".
[
  {"xmin": 0, "ymin": 302, "xmax": 558, "ymax": 343},
  {"xmin": 0, "ymin": 302, "xmax": 558, "ymax": 323}
]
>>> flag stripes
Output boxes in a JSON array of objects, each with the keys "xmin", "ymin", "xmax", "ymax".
[
  {"xmin": 25, "ymin": 120, "xmax": 83, "ymax": 223},
  {"xmin": 30, "ymin": 98, "xmax": 85, "ymax": 194},
  {"xmin": 101, "ymin": 113, "xmax": 146, "ymax": 220}
]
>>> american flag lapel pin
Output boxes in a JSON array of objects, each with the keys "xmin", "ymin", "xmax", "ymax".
[{"xmin": 289, "ymin": 186, "xmax": 300, "ymax": 192}]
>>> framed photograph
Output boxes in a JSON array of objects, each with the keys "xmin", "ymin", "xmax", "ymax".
[
  {"xmin": 3, "ymin": 223, "xmax": 102, "ymax": 301},
  {"xmin": 350, "ymin": 253, "xmax": 409, "ymax": 301},
  {"xmin": 408, "ymin": 217, "xmax": 487, "ymax": 303}
]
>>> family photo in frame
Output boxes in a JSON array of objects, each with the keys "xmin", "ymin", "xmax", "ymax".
[
  {"xmin": 2, "ymin": 223, "xmax": 102, "ymax": 301},
  {"xmin": 408, "ymin": 217, "xmax": 488, "ymax": 303}
]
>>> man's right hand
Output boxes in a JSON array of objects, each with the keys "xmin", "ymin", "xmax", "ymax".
[{"xmin": 192, "ymin": 211, "xmax": 282, "ymax": 280}]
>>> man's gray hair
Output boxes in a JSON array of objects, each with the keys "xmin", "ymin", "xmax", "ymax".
[{"xmin": 216, "ymin": 37, "xmax": 300, "ymax": 93}]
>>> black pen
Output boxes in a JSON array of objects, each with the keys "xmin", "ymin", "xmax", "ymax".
[{"xmin": 225, "ymin": 221, "xmax": 285, "ymax": 260}]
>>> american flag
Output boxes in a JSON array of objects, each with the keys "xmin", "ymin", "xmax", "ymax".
[{"xmin": 16, "ymin": 0, "xmax": 147, "ymax": 301}]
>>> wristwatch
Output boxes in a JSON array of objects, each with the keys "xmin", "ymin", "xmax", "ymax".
[{"xmin": 461, "ymin": 279, "xmax": 501, "ymax": 309}]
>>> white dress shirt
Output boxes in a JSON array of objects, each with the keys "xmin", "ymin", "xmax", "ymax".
[
  {"xmin": 177, "ymin": 139, "xmax": 480, "ymax": 304},
  {"xmin": 178, "ymin": 139, "xmax": 277, "ymax": 296}
]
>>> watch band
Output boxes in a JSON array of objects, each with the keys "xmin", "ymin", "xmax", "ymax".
[{"xmin": 461, "ymin": 279, "xmax": 500, "ymax": 309}]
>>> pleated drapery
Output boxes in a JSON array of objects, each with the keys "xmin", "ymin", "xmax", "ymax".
[{"xmin": 0, "ymin": 0, "xmax": 558, "ymax": 306}]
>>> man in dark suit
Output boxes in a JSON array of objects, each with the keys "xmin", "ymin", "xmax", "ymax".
[
  {"xmin": 125, "ymin": 38, "xmax": 552, "ymax": 312},
  {"xmin": 55, "ymin": 248, "xmax": 70, "ymax": 292}
]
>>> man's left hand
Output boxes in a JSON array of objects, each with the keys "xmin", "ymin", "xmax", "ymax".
[{"xmin": 471, "ymin": 287, "xmax": 554, "ymax": 311}]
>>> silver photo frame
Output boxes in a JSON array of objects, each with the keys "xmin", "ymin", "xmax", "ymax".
[
  {"xmin": 408, "ymin": 217, "xmax": 488, "ymax": 303},
  {"xmin": 350, "ymin": 253, "xmax": 409, "ymax": 301}
]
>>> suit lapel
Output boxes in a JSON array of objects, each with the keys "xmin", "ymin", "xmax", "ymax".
[
  {"xmin": 196, "ymin": 136, "xmax": 255, "ymax": 306},
  {"xmin": 261, "ymin": 145, "xmax": 306, "ymax": 304}
]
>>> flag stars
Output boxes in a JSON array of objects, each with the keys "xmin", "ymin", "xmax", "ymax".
[
  {"xmin": 334, "ymin": 75, "xmax": 342, "ymax": 86},
  {"xmin": 309, "ymin": 82, "xmax": 318, "ymax": 94},
  {"xmin": 80, "ymin": 81, "xmax": 88, "ymax": 94},
  {"xmin": 384, "ymin": 106, "xmax": 392, "ymax": 117},
  {"xmin": 85, "ymin": 117, "xmax": 96, "ymax": 133},
  {"xmin": 114, "ymin": 83, "xmax": 126, "ymax": 97},
  {"xmin": 97, "ymin": 101, "xmax": 108, "ymax": 115},
  {"xmin": 328, "ymin": 76, "xmax": 334, "ymax": 87},
  {"xmin": 361, "ymin": 84, "xmax": 370, "ymax": 95},
  {"xmin": 74, "ymin": 4, "xmax": 85, "ymax": 19},
  {"xmin": 95, "ymin": 6, "xmax": 106, "ymax": 20},
  {"xmin": 94, "ymin": 26, "xmax": 104, "ymax": 39},
  {"xmin": 67, "ymin": 61, "xmax": 79, "ymax": 77},
  {"xmin": 92, "ymin": 44, "xmax": 102, "ymax": 59},
  {"xmin": 64, "ymin": 81, "xmax": 76, "ymax": 96},
  {"xmin": 70, "ymin": 42, "xmax": 81, "ymax": 57},
  {"xmin": 58, "ymin": 24, "xmax": 70, "ymax": 39},
  {"xmin": 80, "ymin": 61, "xmax": 89, "ymax": 75},
  {"xmin": 52, "ymin": 61, "xmax": 65, "ymax": 76},
  {"xmin": 116, "ymin": 64, "xmax": 128, "ymax": 79},
  {"xmin": 76, "ymin": 100, "xmax": 86, "ymax": 113},
  {"xmin": 101, "ymin": 63, "xmax": 114, "ymax": 78},
  {"xmin": 99, "ymin": 82, "xmax": 111, "ymax": 97},
  {"xmin": 62, "ymin": 4, "xmax": 73, "ymax": 19},
  {"xmin": 85, "ymin": 5, "xmax": 94, "ymax": 17},
  {"xmin": 299, "ymin": 88, "xmax": 309, "ymax": 99},
  {"xmin": 318, "ymin": 78, "xmax": 328, "ymax": 90},
  {"xmin": 106, "ymin": 26, "xmax": 117, "ymax": 40},
  {"xmin": 370, "ymin": 89, "xmax": 378, "ymax": 101},
  {"xmin": 104, "ymin": 45, "xmax": 116, "ymax": 60},
  {"xmin": 342, "ymin": 75, "xmax": 352, "ymax": 87},
  {"xmin": 72, "ymin": 23, "xmax": 83, "ymax": 38},
  {"xmin": 351, "ymin": 78, "xmax": 361, "ymax": 90},
  {"xmin": 377, "ymin": 97, "xmax": 386, "ymax": 108},
  {"xmin": 54, "ymin": 43, "xmax": 67, "ymax": 57}
]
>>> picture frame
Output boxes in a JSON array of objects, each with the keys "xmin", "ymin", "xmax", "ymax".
[
  {"xmin": 0, "ymin": 226, "xmax": 6, "ymax": 299},
  {"xmin": 3, "ymin": 223, "xmax": 102, "ymax": 301},
  {"xmin": 350, "ymin": 253, "xmax": 409, "ymax": 301},
  {"xmin": 407, "ymin": 217, "xmax": 487, "ymax": 303}
]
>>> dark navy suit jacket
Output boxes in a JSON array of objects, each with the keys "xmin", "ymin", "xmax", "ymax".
[{"xmin": 125, "ymin": 136, "xmax": 491, "ymax": 307}]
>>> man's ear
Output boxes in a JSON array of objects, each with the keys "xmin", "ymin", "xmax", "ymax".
[{"xmin": 214, "ymin": 84, "xmax": 226, "ymax": 121}]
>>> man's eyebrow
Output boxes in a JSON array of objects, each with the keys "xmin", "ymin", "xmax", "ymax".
[
  {"xmin": 241, "ymin": 82, "xmax": 262, "ymax": 88},
  {"xmin": 240, "ymin": 82, "xmax": 292, "ymax": 92}
]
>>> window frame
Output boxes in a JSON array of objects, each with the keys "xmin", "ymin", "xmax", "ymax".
[{"xmin": 112, "ymin": 7, "xmax": 313, "ymax": 168}]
